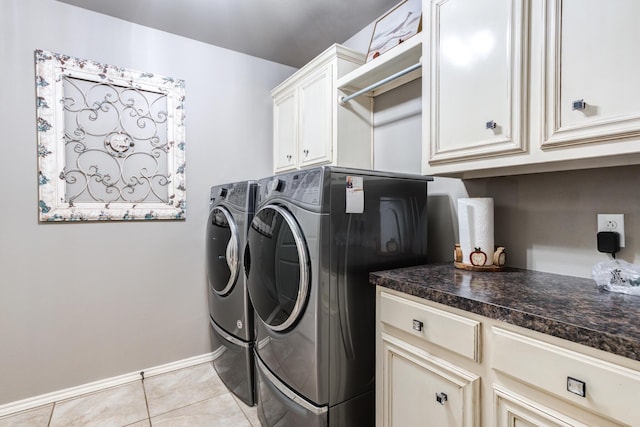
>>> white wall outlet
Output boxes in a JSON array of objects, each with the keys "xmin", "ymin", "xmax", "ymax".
[{"xmin": 597, "ymin": 214, "xmax": 625, "ymax": 247}]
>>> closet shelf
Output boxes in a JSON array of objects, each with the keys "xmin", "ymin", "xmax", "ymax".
[{"xmin": 337, "ymin": 33, "xmax": 422, "ymax": 101}]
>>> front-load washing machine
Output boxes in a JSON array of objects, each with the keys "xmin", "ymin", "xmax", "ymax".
[
  {"xmin": 206, "ymin": 180, "xmax": 257, "ymax": 406},
  {"xmin": 244, "ymin": 166, "xmax": 432, "ymax": 426}
]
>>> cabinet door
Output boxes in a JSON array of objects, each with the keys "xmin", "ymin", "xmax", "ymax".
[
  {"xmin": 427, "ymin": 0, "xmax": 528, "ymax": 164},
  {"xmin": 273, "ymin": 87, "xmax": 297, "ymax": 173},
  {"xmin": 298, "ymin": 65, "xmax": 333, "ymax": 168},
  {"xmin": 543, "ymin": 0, "xmax": 640, "ymax": 148},
  {"xmin": 495, "ymin": 387, "xmax": 592, "ymax": 427},
  {"xmin": 379, "ymin": 333, "xmax": 479, "ymax": 427}
]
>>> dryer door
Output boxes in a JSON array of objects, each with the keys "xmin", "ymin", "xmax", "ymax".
[
  {"xmin": 206, "ymin": 206, "xmax": 240, "ymax": 296},
  {"xmin": 246, "ymin": 204, "xmax": 310, "ymax": 332}
]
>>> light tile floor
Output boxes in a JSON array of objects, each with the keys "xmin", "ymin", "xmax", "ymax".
[{"xmin": 0, "ymin": 362, "xmax": 260, "ymax": 427}]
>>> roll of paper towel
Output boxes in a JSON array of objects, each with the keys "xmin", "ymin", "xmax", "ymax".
[{"xmin": 457, "ymin": 198, "xmax": 494, "ymax": 266}]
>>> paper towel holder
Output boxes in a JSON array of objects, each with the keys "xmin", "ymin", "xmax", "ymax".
[{"xmin": 454, "ymin": 244, "xmax": 506, "ymax": 272}]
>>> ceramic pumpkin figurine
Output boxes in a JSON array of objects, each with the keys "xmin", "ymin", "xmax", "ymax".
[{"xmin": 470, "ymin": 247, "xmax": 488, "ymax": 266}]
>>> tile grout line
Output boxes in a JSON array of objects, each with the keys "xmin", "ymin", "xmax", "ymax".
[
  {"xmin": 230, "ymin": 389, "xmax": 259, "ymax": 427},
  {"xmin": 140, "ymin": 372, "xmax": 152, "ymax": 425},
  {"xmin": 146, "ymin": 395, "xmax": 222, "ymax": 421},
  {"xmin": 47, "ymin": 402, "xmax": 55, "ymax": 427},
  {"xmin": 240, "ymin": 402, "xmax": 257, "ymax": 427}
]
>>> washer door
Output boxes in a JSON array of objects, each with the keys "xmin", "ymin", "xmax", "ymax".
[
  {"xmin": 206, "ymin": 206, "xmax": 240, "ymax": 296},
  {"xmin": 246, "ymin": 204, "xmax": 310, "ymax": 332}
]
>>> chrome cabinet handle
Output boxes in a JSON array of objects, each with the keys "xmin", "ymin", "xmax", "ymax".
[
  {"xmin": 412, "ymin": 319, "xmax": 423, "ymax": 332},
  {"xmin": 303, "ymin": 149, "xmax": 309, "ymax": 156},
  {"xmin": 436, "ymin": 392, "xmax": 448, "ymax": 405},
  {"xmin": 486, "ymin": 120, "xmax": 497, "ymax": 129},
  {"xmin": 572, "ymin": 99, "xmax": 586, "ymax": 110},
  {"xmin": 567, "ymin": 376, "xmax": 586, "ymax": 397},
  {"xmin": 286, "ymin": 154, "xmax": 292, "ymax": 160}
]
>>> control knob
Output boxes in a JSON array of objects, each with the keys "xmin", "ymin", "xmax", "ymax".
[{"xmin": 269, "ymin": 178, "xmax": 285, "ymax": 193}]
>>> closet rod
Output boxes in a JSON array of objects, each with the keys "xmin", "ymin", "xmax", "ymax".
[{"xmin": 338, "ymin": 59, "xmax": 422, "ymax": 105}]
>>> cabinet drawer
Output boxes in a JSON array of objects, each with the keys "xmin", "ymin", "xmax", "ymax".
[
  {"xmin": 492, "ymin": 327, "xmax": 640, "ymax": 426},
  {"xmin": 379, "ymin": 291, "xmax": 480, "ymax": 361}
]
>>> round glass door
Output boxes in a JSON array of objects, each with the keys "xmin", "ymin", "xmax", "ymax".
[
  {"xmin": 206, "ymin": 206, "xmax": 240, "ymax": 296},
  {"xmin": 245, "ymin": 204, "xmax": 309, "ymax": 332}
]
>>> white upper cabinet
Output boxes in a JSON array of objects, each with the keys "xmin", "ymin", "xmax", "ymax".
[
  {"xmin": 273, "ymin": 87, "xmax": 297, "ymax": 172},
  {"xmin": 543, "ymin": 0, "xmax": 640, "ymax": 148},
  {"xmin": 298, "ymin": 66, "xmax": 332, "ymax": 168},
  {"xmin": 271, "ymin": 44, "xmax": 372, "ymax": 174},
  {"xmin": 423, "ymin": 0, "xmax": 640, "ymax": 178},
  {"xmin": 426, "ymin": 0, "xmax": 528, "ymax": 165}
]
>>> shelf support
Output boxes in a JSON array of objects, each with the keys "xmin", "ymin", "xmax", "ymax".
[{"xmin": 338, "ymin": 58, "xmax": 422, "ymax": 105}]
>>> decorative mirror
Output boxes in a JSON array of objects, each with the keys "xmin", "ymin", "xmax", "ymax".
[{"xmin": 35, "ymin": 49, "xmax": 186, "ymax": 221}]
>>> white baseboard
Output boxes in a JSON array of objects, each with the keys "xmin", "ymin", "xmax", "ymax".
[{"xmin": 0, "ymin": 352, "xmax": 216, "ymax": 418}]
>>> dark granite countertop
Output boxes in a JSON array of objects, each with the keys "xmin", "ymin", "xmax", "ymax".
[{"xmin": 370, "ymin": 263, "xmax": 640, "ymax": 362}]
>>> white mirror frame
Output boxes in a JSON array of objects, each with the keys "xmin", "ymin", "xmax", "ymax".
[{"xmin": 35, "ymin": 49, "xmax": 186, "ymax": 221}]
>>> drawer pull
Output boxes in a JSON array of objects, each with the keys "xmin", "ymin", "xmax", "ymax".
[
  {"xmin": 567, "ymin": 376, "xmax": 586, "ymax": 398},
  {"xmin": 572, "ymin": 99, "xmax": 586, "ymax": 111},
  {"xmin": 485, "ymin": 120, "xmax": 497, "ymax": 130},
  {"xmin": 412, "ymin": 319, "xmax": 423, "ymax": 332},
  {"xmin": 436, "ymin": 392, "xmax": 448, "ymax": 405}
]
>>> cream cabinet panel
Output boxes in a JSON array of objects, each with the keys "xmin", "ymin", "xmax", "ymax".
[
  {"xmin": 426, "ymin": 0, "xmax": 528, "ymax": 164},
  {"xmin": 492, "ymin": 327, "xmax": 640, "ymax": 426},
  {"xmin": 271, "ymin": 44, "xmax": 372, "ymax": 174},
  {"xmin": 543, "ymin": 0, "xmax": 640, "ymax": 148},
  {"xmin": 494, "ymin": 387, "xmax": 590, "ymax": 427},
  {"xmin": 379, "ymin": 291, "xmax": 480, "ymax": 362},
  {"xmin": 298, "ymin": 67, "xmax": 332, "ymax": 168},
  {"xmin": 273, "ymin": 87, "xmax": 297, "ymax": 172},
  {"xmin": 379, "ymin": 332, "xmax": 480, "ymax": 427}
]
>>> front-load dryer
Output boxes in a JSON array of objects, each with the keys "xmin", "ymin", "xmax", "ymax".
[
  {"xmin": 245, "ymin": 166, "xmax": 431, "ymax": 426},
  {"xmin": 206, "ymin": 180, "xmax": 257, "ymax": 406}
]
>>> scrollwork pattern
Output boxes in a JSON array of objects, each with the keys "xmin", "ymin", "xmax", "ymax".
[{"xmin": 35, "ymin": 49, "xmax": 186, "ymax": 221}]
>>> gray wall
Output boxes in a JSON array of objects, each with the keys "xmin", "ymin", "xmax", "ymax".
[
  {"xmin": 344, "ymin": 23, "xmax": 639, "ymax": 279},
  {"xmin": 464, "ymin": 167, "xmax": 640, "ymax": 277},
  {"xmin": 0, "ymin": 0, "xmax": 295, "ymax": 404}
]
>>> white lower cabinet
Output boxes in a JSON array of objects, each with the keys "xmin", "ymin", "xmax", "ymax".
[
  {"xmin": 494, "ymin": 387, "xmax": 589, "ymax": 427},
  {"xmin": 377, "ymin": 289, "xmax": 480, "ymax": 427},
  {"xmin": 492, "ymin": 327, "xmax": 640, "ymax": 427},
  {"xmin": 376, "ymin": 287, "xmax": 640, "ymax": 427},
  {"xmin": 379, "ymin": 332, "xmax": 479, "ymax": 427}
]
